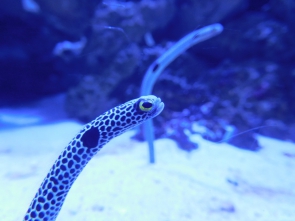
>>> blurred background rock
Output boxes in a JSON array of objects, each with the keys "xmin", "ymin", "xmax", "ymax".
[{"xmin": 1, "ymin": 0, "xmax": 294, "ymax": 150}]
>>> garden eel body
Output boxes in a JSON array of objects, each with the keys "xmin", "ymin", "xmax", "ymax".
[{"xmin": 24, "ymin": 95, "xmax": 164, "ymax": 221}]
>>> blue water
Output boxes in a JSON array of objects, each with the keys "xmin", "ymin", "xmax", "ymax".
[{"xmin": 1, "ymin": 0, "xmax": 295, "ymax": 220}]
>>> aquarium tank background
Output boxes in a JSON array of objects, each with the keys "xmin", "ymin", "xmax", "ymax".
[{"xmin": 0, "ymin": 0, "xmax": 295, "ymax": 220}]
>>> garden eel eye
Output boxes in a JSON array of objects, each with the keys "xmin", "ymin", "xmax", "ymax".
[{"xmin": 139, "ymin": 100, "xmax": 153, "ymax": 111}]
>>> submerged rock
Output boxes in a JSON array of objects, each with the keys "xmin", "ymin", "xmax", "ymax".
[
  {"xmin": 1, "ymin": 0, "xmax": 295, "ymax": 151},
  {"xmin": 191, "ymin": 12, "xmax": 295, "ymax": 62},
  {"xmin": 269, "ymin": 0, "xmax": 295, "ymax": 31}
]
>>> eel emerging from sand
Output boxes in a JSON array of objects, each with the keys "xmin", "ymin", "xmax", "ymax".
[
  {"xmin": 140, "ymin": 23, "xmax": 224, "ymax": 163},
  {"xmin": 24, "ymin": 95, "xmax": 164, "ymax": 221}
]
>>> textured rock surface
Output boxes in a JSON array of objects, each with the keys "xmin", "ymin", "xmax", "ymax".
[
  {"xmin": 193, "ymin": 12, "xmax": 295, "ymax": 62},
  {"xmin": 34, "ymin": 0, "xmax": 100, "ymax": 36},
  {"xmin": 66, "ymin": 43, "xmax": 141, "ymax": 121}
]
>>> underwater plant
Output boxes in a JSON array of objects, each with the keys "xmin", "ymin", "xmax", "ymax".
[
  {"xmin": 140, "ymin": 23, "xmax": 224, "ymax": 163},
  {"xmin": 23, "ymin": 95, "xmax": 164, "ymax": 221}
]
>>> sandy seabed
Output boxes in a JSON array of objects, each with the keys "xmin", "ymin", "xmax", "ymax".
[{"xmin": 0, "ymin": 121, "xmax": 294, "ymax": 221}]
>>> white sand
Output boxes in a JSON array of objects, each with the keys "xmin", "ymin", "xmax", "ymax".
[{"xmin": 0, "ymin": 121, "xmax": 294, "ymax": 221}]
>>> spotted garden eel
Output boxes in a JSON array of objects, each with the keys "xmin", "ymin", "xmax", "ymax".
[
  {"xmin": 140, "ymin": 23, "xmax": 224, "ymax": 163},
  {"xmin": 23, "ymin": 95, "xmax": 164, "ymax": 221}
]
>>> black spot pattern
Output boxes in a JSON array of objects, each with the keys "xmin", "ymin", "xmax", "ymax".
[
  {"xmin": 81, "ymin": 126, "xmax": 99, "ymax": 148},
  {"xmin": 23, "ymin": 95, "xmax": 163, "ymax": 221}
]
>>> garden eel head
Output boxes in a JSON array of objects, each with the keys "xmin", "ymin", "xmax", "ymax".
[
  {"xmin": 80, "ymin": 95, "xmax": 164, "ymax": 149},
  {"xmin": 135, "ymin": 95, "xmax": 164, "ymax": 117}
]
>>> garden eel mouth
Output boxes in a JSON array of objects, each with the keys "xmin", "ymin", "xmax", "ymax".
[
  {"xmin": 151, "ymin": 97, "xmax": 164, "ymax": 116},
  {"xmin": 24, "ymin": 95, "xmax": 164, "ymax": 221}
]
